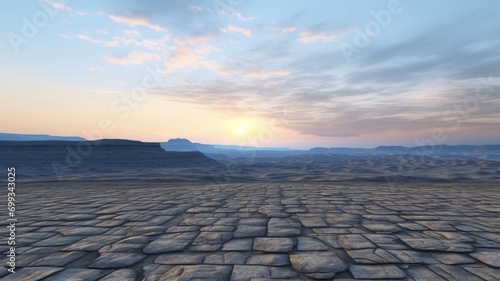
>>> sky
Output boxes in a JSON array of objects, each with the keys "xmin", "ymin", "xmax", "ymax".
[{"xmin": 1, "ymin": 0, "xmax": 499, "ymax": 149}]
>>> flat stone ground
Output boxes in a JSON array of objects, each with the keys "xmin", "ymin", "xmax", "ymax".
[{"xmin": 1, "ymin": 182, "xmax": 500, "ymax": 280}]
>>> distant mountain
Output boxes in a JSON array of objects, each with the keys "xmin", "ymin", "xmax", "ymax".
[
  {"xmin": 0, "ymin": 132, "xmax": 85, "ymax": 142},
  {"xmin": 308, "ymin": 145, "xmax": 500, "ymax": 162},
  {"xmin": 1, "ymin": 139, "xmax": 220, "ymax": 179},
  {"xmin": 160, "ymin": 138, "xmax": 304, "ymax": 162},
  {"xmin": 162, "ymin": 138, "xmax": 199, "ymax": 151},
  {"xmin": 160, "ymin": 138, "xmax": 500, "ymax": 163}
]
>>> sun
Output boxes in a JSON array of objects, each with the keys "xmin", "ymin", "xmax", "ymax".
[
  {"xmin": 233, "ymin": 119, "xmax": 254, "ymax": 137},
  {"xmin": 236, "ymin": 124, "xmax": 247, "ymax": 136}
]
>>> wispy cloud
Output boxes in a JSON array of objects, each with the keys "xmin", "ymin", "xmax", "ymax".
[
  {"xmin": 104, "ymin": 51, "xmax": 158, "ymax": 66},
  {"xmin": 220, "ymin": 25, "xmax": 252, "ymax": 37},
  {"xmin": 245, "ymin": 70, "xmax": 290, "ymax": 79},
  {"xmin": 274, "ymin": 26, "xmax": 297, "ymax": 35},
  {"xmin": 47, "ymin": 1, "xmax": 87, "ymax": 16},
  {"xmin": 163, "ymin": 35, "xmax": 220, "ymax": 72},
  {"xmin": 218, "ymin": 8, "xmax": 255, "ymax": 22},
  {"xmin": 108, "ymin": 15, "xmax": 166, "ymax": 32},
  {"xmin": 299, "ymin": 28, "xmax": 354, "ymax": 43},
  {"xmin": 61, "ymin": 30, "xmax": 169, "ymax": 51}
]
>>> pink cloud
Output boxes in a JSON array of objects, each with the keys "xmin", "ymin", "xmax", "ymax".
[
  {"xmin": 108, "ymin": 15, "xmax": 166, "ymax": 32},
  {"xmin": 299, "ymin": 28, "xmax": 354, "ymax": 43},
  {"xmin": 220, "ymin": 25, "xmax": 253, "ymax": 37}
]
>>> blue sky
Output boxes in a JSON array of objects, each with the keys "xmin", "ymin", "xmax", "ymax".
[{"xmin": 1, "ymin": 0, "xmax": 499, "ymax": 148}]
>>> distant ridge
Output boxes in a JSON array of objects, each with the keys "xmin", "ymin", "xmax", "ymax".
[
  {"xmin": 162, "ymin": 138, "xmax": 199, "ymax": 151},
  {"xmin": 1, "ymin": 139, "xmax": 220, "ymax": 179},
  {"xmin": 0, "ymin": 132, "xmax": 85, "ymax": 141}
]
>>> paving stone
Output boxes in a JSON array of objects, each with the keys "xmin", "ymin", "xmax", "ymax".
[
  {"xmin": 1, "ymin": 267, "xmax": 63, "ymax": 281},
  {"xmin": 32, "ymin": 235, "xmax": 85, "ymax": 247},
  {"xmin": 363, "ymin": 234, "xmax": 401, "ymax": 245},
  {"xmin": 470, "ymin": 250, "xmax": 500, "ymax": 267},
  {"xmin": 186, "ymin": 207, "xmax": 217, "ymax": 213},
  {"xmin": 253, "ymin": 238, "xmax": 295, "ymax": 253},
  {"xmin": 99, "ymin": 243, "xmax": 145, "ymax": 253},
  {"xmin": 464, "ymin": 265, "xmax": 500, "ymax": 280},
  {"xmin": 246, "ymin": 254, "xmax": 290, "ymax": 266},
  {"xmin": 431, "ymin": 253, "xmax": 476, "ymax": 265},
  {"xmin": 89, "ymin": 253, "xmax": 146, "ymax": 268},
  {"xmin": 204, "ymin": 254, "xmax": 225, "ymax": 264},
  {"xmin": 143, "ymin": 232, "xmax": 198, "ymax": 254},
  {"xmin": 180, "ymin": 217, "xmax": 219, "ymax": 226},
  {"xmin": 31, "ymin": 251, "xmax": 87, "ymax": 266},
  {"xmin": 58, "ymin": 227, "xmax": 108, "ymax": 236},
  {"xmin": 201, "ymin": 225, "xmax": 235, "ymax": 232},
  {"xmin": 347, "ymin": 248, "xmax": 400, "ymax": 264},
  {"xmin": 142, "ymin": 265, "xmax": 173, "ymax": 281},
  {"xmin": 193, "ymin": 231, "xmax": 232, "ymax": 245},
  {"xmin": 214, "ymin": 218, "xmax": 240, "ymax": 226},
  {"xmin": 222, "ymin": 238, "xmax": 253, "ymax": 251},
  {"xmin": 224, "ymin": 252, "xmax": 250, "ymax": 264},
  {"xmin": 267, "ymin": 218, "xmax": 302, "ymax": 236},
  {"xmin": 12, "ymin": 182, "xmax": 500, "ymax": 281},
  {"xmin": 99, "ymin": 269, "xmax": 137, "ymax": 281},
  {"xmin": 234, "ymin": 225, "xmax": 267, "ymax": 238},
  {"xmin": 239, "ymin": 218, "xmax": 268, "ymax": 225},
  {"xmin": 297, "ymin": 237, "xmax": 329, "ymax": 251},
  {"xmin": 298, "ymin": 216, "xmax": 328, "ymax": 227},
  {"xmin": 398, "ymin": 222, "xmax": 429, "ymax": 231},
  {"xmin": 423, "ymin": 231, "xmax": 475, "ymax": 242},
  {"xmin": 269, "ymin": 266, "xmax": 300, "ymax": 279},
  {"xmin": 189, "ymin": 244, "xmax": 222, "ymax": 252},
  {"xmin": 430, "ymin": 264, "xmax": 484, "ymax": 281},
  {"xmin": 349, "ymin": 265, "xmax": 406, "ymax": 279},
  {"xmin": 162, "ymin": 265, "xmax": 232, "ymax": 280},
  {"xmin": 338, "ymin": 234, "xmax": 376, "ymax": 249},
  {"xmin": 415, "ymin": 221, "xmax": 456, "ymax": 231},
  {"xmin": 362, "ymin": 221, "xmax": 402, "ymax": 233},
  {"xmin": 155, "ymin": 253, "xmax": 205, "ymax": 265},
  {"xmin": 231, "ymin": 265, "xmax": 271, "ymax": 281},
  {"xmin": 388, "ymin": 250, "xmax": 438, "ymax": 264},
  {"xmin": 400, "ymin": 238, "xmax": 474, "ymax": 252},
  {"xmin": 290, "ymin": 252, "xmax": 347, "ymax": 279},
  {"xmin": 165, "ymin": 225, "xmax": 200, "ymax": 233},
  {"xmin": 313, "ymin": 227, "xmax": 351, "ymax": 234},
  {"xmin": 406, "ymin": 265, "xmax": 447, "ymax": 281},
  {"xmin": 43, "ymin": 268, "xmax": 107, "ymax": 281}
]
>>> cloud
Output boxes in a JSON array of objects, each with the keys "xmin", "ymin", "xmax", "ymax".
[
  {"xmin": 48, "ymin": 1, "xmax": 86, "ymax": 16},
  {"xmin": 108, "ymin": 15, "xmax": 166, "ymax": 32},
  {"xmin": 220, "ymin": 25, "xmax": 253, "ymax": 37},
  {"xmin": 61, "ymin": 30, "xmax": 169, "ymax": 51},
  {"xmin": 60, "ymin": 33, "xmax": 101, "ymax": 44},
  {"xmin": 244, "ymin": 70, "xmax": 290, "ymax": 79},
  {"xmin": 274, "ymin": 26, "xmax": 296, "ymax": 35},
  {"xmin": 299, "ymin": 28, "xmax": 354, "ymax": 43},
  {"xmin": 218, "ymin": 9, "xmax": 255, "ymax": 22},
  {"xmin": 163, "ymin": 36, "xmax": 220, "ymax": 72},
  {"xmin": 54, "ymin": 1, "xmax": 500, "ymax": 143},
  {"xmin": 104, "ymin": 51, "xmax": 158, "ymax": 66},
  {"xmin": 188, "ymin": 5, "xmax": 204, "ymax": 12}
]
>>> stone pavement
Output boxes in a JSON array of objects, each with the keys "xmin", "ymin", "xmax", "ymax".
[{"xmin": 1, "ymin": 182, "xmax": 499, "ymax": 280}]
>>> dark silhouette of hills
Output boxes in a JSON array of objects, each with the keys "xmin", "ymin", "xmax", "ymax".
[
  {"xmin": 1, "ymin": 139, "xmax": 220, "ymax": 179},
  {"xmin": 160, "ymin": 138, "xmax": 500, "ymax": 163},
  {"xmin": 1, "ymin": 136, "xmax": 498, "ymax": 183},
  {"xmin": 162, "ymin": 138, "xmax": 199, "ymax": 151},
  {"xmin": 0, "ymin": 132, "xmax": 85, "ymax": 141}
]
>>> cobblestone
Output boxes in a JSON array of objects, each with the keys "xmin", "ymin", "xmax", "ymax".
[{"xmin": 9, "ymin": 182, "xmax": 500, "ymax": 280}]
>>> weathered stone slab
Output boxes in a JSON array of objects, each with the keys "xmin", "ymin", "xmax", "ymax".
[{"xmin": 290, "ymin": 252, "xmax": 347, "ymax": 279}]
